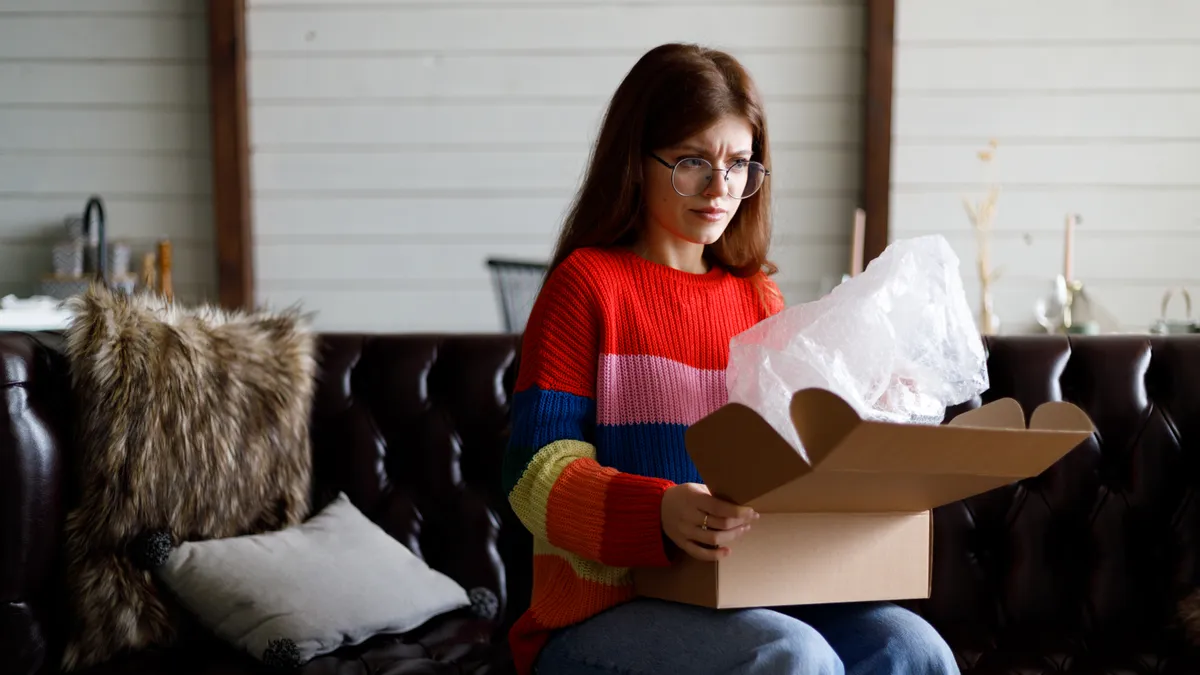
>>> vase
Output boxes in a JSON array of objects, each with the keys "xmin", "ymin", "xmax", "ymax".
[
  {"xmin": 980, "ymin": 290, "xmax": 1000, "ymax": 335},
  {"xmin": 52, "ymin": 238, "xmax": 84, "ymax": 278}
]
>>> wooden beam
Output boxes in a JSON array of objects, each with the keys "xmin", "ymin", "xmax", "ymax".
[
  {"xmin": 206, "ymin": 0, "xmax": 254, "ymax": 310},
  {"xmin": 862, "ymin": 0, "xmax": 895, "ymax": 265},
  {"xmin": 199, "ymin": 3, "xmax": 894, "ymax": 298}
]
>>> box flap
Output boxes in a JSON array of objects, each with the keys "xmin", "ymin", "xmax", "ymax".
[
  {"xmin": 948, "ymin": 398, "xmax": 1096, "ymax": 434},
  {"xmin": 1030, "ymin": 401, "xmax": 1096, "ymax": 433},
  {"xmin": 946, "ymin": 398, "xmax": 1026, "ymax": 429},
  {"xmin": 786, "ymin": 387, "xmax": 866, "ymax": 467},
  {"xmin": 685, "ymin": 402, "xmax": 810, "ymax": 505},
  {"xmin": 737, "ymin": 388, "xmax": 1096, "ymax": 513}
]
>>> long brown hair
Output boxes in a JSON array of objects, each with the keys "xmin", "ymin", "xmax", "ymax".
[{"xmin": 546, "ymin": 43, "xmax": 777, "ymax": 282}]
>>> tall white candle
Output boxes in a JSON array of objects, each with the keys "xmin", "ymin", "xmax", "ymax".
[
  {"xmin": 850, "ymin": 208, "xmax": 866, "ymax": 277},
  {"xmin": 1063, "ymin": 213, "xmax": 1075, "ymax": 282}
]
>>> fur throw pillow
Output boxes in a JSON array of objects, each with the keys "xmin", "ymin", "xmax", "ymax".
[{"xmin": 58, "ymin": 285, "xmax": 317, "ymax": 671}]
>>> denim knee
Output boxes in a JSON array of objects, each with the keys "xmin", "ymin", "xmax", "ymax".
[
  {"xmin": 748, "ymin": 612, "xmax": 843, "ymax": 675},
  {"xmin": 912, "ymin": 633, "xmax": 958, "ymax": 675},
  {"xmin": 879, "ymin": 626, "xmax": 958, "ymax": 675}
]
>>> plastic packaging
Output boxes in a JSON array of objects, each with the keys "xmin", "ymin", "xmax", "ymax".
[{"xmin": 726, "ymin": 235, "xmax": 989, "ymax": 461}]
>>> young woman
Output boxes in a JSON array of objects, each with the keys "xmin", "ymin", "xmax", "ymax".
[{"xmin": 501, "ymin": 43, "xmax": 959, "ymax": 675}]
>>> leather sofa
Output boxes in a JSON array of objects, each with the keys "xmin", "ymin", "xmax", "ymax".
[{"xmin": 4, "ymin": 330, "xmax": 1200, "ymax": 674}]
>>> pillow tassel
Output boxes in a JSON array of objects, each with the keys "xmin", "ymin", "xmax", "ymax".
[{"xmin": 262, "ymin": 638, "xmax": 303, "ymax": 671}]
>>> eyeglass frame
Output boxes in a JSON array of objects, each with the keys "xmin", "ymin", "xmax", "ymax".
[{"xmin": 648, "ymin": 152, "xmax": 771, "ymax": 200}]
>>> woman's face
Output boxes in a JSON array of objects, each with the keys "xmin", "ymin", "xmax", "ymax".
[{"xmin": 641, "ymin": 114, "xmax": 755, "ymax": 249}]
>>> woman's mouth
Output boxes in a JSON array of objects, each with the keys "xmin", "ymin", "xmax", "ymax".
[{"xmin": 690, "ymin": 207, "xmax": 727, "ymax": 222}]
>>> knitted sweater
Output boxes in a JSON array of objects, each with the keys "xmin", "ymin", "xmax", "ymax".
[{"xmin": 502, "ymin": 246, "xmax": 784, "ymax": 674}]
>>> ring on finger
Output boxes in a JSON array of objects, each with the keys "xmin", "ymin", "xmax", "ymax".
[{"xmin": 701, "ymin": 514, "xmax": 709, "ymax": 531}]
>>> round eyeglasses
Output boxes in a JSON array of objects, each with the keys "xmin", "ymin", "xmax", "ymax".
[{"xmin": 650, "ymin": 152, "xmax": 770, "ymax": 200}]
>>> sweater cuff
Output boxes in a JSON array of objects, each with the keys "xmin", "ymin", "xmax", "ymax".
[{"xmin": 599, "ymin": 473, "xmax": 674, "ymax": 568}]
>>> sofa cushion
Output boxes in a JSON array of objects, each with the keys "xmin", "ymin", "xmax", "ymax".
[{"xmin": 154, "ymin": 492, "xmax": 472, "ymax": 667}]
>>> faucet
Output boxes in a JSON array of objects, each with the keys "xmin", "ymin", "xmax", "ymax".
[{"xmin": 82, "ymin": 195, "xmax": 106, "ymax": 284}]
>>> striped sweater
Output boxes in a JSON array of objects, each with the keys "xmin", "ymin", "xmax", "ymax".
[{"xmin": 502, "ymin": 246, "xmax": 784, "ymax": 674}]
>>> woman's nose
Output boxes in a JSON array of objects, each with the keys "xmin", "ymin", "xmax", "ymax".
[{"xmin": 703, "ymin": 168, "xmax": 728, "ymax": 197}]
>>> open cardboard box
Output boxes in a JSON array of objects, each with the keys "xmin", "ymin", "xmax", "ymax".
[{"xmin": 633, "ymin": 387, "xmax": 1095, "ymax": 608}]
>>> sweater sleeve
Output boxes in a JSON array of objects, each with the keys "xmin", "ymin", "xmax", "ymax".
[{"xmin": 501, "ymin": 256, "xmax": 674, "ymax": 569}]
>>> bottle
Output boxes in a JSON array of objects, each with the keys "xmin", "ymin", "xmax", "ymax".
[{"xmin": 157, "ymin": 239, "xmax": 173, "ymax": 301}]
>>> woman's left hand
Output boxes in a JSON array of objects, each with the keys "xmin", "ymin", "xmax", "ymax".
[{"xmin": 661, "ymin": 482, "xmax": 758, "ymax": 561}]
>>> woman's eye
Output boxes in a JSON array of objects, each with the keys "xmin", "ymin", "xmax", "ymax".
[
  {"xmin": 679, "ymin": 158, "xmax": 706, "ymax": 169},
  {"xmin": 729, "ymin": 160, "xmax": 749, "ymax": 172}
]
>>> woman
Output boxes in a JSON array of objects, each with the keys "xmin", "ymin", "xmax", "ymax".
[{"xmin": 502, "ymin": 43, "xmax": 959, "ymax": 675}]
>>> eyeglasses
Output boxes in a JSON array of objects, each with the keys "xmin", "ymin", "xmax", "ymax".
[{"xmin": 650, "ymin": 152, "xmax": 770, "ymax": 200}]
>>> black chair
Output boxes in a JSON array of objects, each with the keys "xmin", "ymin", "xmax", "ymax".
[{"xmin": 486, "ymin": 258, "xmax": 548, "ymax": 334}]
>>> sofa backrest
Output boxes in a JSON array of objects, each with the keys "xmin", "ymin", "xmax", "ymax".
[
  {"xmin": 4, "ymin": 330, "xmax": 1200, "ymax": 673},
  {"xmin": 306, "ymin": 334, "xmax": 530, "ymax": 632},
  {"xmin": 928, "ymin": 334, "xmax": 1200, "ymax": 668}
]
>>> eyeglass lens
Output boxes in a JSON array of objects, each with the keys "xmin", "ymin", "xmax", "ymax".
[{"xmin": 672, "ymin": 158, "xmax": 767, "ymax": 199}]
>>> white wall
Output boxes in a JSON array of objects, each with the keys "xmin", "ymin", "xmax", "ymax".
[
  {"xmin": 0, "ymin": 1, "xmax": 216, "ymax": 303},
  {"xmin": 245, "ymin": 0, "xmax": 866, "ymax": 332},
  {"xmin": 891, "ymin": 0, "xmax": 1200, "ymax": 334}
]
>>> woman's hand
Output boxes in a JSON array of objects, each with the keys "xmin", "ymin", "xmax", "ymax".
[{"xmin": 661, "ymin": 483, "xmax": 759, "ymax": 561}]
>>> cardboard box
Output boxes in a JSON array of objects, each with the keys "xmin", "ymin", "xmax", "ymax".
[{"xmin": 633, "ymin": 387, "xmax": 1095, "ymax": 608}]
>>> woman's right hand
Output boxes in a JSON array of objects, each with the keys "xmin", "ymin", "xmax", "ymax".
[{"xmin": 661, "ymin": 483, "xmax": 759, "ymax": 561}]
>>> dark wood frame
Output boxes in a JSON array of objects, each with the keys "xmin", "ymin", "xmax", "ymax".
[
  {"xmin": 862, "ymin": 0, "xmax": 895, "ymax": 264},
  {"xmin": 206, "ymin": 0, "xmax": 254, "ymax": 310},
  {"xmin": 203, "ymin": 1, "xmax": 895, "ymax": 309}
]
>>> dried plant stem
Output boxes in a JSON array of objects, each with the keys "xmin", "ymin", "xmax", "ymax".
[{"xmin": 963, "ymin": 140, "xmax": 1002, "ymax": 335}]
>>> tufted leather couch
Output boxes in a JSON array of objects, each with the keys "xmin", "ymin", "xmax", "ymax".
[{"xmin": 4, "ymin": 331, "xmax": 1200, "ymax": 675}]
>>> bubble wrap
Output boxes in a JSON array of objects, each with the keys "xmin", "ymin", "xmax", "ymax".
[{"xmin": 726, "ymin": 235, "xmax": 989, "ymax": 462}]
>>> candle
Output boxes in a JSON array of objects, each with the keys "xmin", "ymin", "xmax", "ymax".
[
  {"xmin": 1063, "ymin": 213, "xmax": 1075, "ymax": 283},
  {"xmin": 850, "ymin": 208, "xmax": 866, "ymax": 277}
]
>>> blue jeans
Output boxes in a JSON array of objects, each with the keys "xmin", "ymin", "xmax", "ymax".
[{"xmin": 535, "ymin": 599, "xmax": 959, "ymax": 675}]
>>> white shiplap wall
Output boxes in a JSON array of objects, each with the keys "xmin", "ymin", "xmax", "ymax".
[
  {"xmin": 891, "ymin": 0, "xmax": 1200, "ymax": 334},
  {"xmin": 245, "ymin": 0, "xmax": 865, "ymax": 332},
  {"xmin": 0, "ymin": 1, "xmax": 216, "ymax": 303}
]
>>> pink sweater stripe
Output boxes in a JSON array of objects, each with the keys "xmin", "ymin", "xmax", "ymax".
[{"xmin": 596, "ymin": 354, "xmax": 727, "ymax": 426}]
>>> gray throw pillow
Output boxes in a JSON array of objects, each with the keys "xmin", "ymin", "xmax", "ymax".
[{"xmin": 154, "ymin": 492, "xmax": 471, "ymax": 668}]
